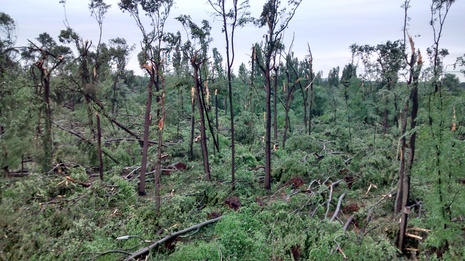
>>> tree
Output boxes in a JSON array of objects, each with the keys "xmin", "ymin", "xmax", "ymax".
[
  {"xmin": 89, "ymin": 0, "xmax": 111, "ymax": 82},
  {"xmin": 119, "ymin": 0, "xmax": 174, "ymax": 204},
  {"xmin": 108, "ymin": 37, "xmax": 135, "ymax": 113},
  {"xmin": 0, "ymin": 12, "xmax": 17, "ymax": 75},
  {"xmin": 26, "ymin": 34, "xmax": 68, "ymax": 172},
  {"xmin": 0, "ymin": 13, "xmax": 33, "ymax": 176},
  {"xmin": 208, "ymin": 0, "xmax": 249, "ymax": 189},
  {"xmin": 281, "ymin": 45, "xmax": 306, "ymax": 149},
  {"xmin": 255, "ymin": 0, "xmax": 302, "ymax": 190},
  {"xmin": 327, "ymin": 66, "xmax": 340, "ymax": 124},
  {"xmin": 351, "ymin": 40, "xmax": 404, "ymax": 134},
  {"xmin": 340, "ymin": 63, "xmax": 356, "ymax": 140},
  {"xmin": 305, "ymin": 45, "xmax": 314, "ymax": 135},
  {"xmin": 421, "ymin": 0, "xmax": 459, "ymax": 255},
  {"xmin": 177, "ymin": 15, "xmax": 213, "ymax": 181},
  {"xmin": 441, "ymin": 73, "xmax": 461, "ymax": 95},
  {"xmin": 396, "ymin": 35, "xmax": 422, "ymax": 253}
]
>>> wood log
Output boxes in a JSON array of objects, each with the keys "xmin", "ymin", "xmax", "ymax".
[{"xmin": 123, "ymin": 216, "xmax": 222, "ymax": 261}]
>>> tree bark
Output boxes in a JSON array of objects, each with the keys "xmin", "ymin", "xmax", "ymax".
[
  {"xmin": 138, "ymin": 64, "xmax": 155, "ymax": 196},
  {"xmin": 154, "ymin": 60, "xmax": 166, "ymax": 213},
  {"xmin": 273, "ymin": 66, "xmax": 278, "ymax": 142},
  {"xmin": 307, "ymin": 47, "xmax": 314, "ymax": 135},
  {"xmin": 192, "ymin": 57, "xmax": 211, "ymax": 181},
  {"xmin": 96, "ymin": 113, "xmax": 103, "ymax": 181},
  {"xmin": 264, "ymin": 66, "xmax": 272, "ymax": 190}
]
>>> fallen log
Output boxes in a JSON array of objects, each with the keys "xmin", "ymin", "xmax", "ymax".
[{"xmin": 123, "ymin": 216, "xmax": 222, "ymax": 261}]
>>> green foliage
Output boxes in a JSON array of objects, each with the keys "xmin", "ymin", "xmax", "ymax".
[
  {"xmin": 413, "ymin": 94, "xmax": 465, "ymax": 258},
  {"xmin": 0, "ymin": 172, "xmax": 140, "ymax": 260},
  {"xmin": 272, "ymin": 150, "xmax": 310, "ymax": 182},
  {"xmin": 167, "ymin": 241, "xmax": 222, "ymax": 260},
  {"xmin": 0, "ymin": 74, "xmax": 37, "ymax": 172},
  {"xmin": 234, "ymin": 111, "xmax": 259, "ymax": 144}
]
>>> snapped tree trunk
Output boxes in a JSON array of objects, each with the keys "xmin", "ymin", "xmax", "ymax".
[
  {"xmin": 192, "ymin": 57, "xmax": 211, "ymax": 181},
  {"xmin": 396, "ymin": 33, "xmax": 422, "ymax": 253},
  {"xmin": 307, "ymin": 47, "xmax": 314, "ymax": 134}
]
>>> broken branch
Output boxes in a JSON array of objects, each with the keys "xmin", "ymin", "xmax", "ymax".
[{"xmin": 123, "ymin": 216, "xmax": 222, "ymax": 261}]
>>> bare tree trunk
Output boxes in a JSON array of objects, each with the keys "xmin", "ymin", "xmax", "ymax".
[
  {"xmin": 396, "ymin": 102, "xmax": 408, "ymax": 249},
  {"xmin": 192, "ymin": 58, "xmax": 211, "ymax": 181},
  {"xmin": 111, "ymin": 73, "xmax": 119, "ymax": 114},
  {"xmin": 214, "ymin": 89, "xmax": 219, "ymax": 157},
  {"xmin": 273, "ymin": 67, "xmax": 278, "ymax": 142},
  {"xmin": 43, "ymin": 76, "xmax": 53, "ymax": 173},
  {"xmin": 307, "ymin": 46, "xmax": 314, "ymax": 134},
  {"xmin": 300, "ymin": 83, "xmax": 308, "ymax": 133},
  {"xmin": 265, "ymin": 67, "xmax": 272, "ymax": 190},
  {"xmin": 96, "ymin": 113, "xmax": 103, "ymax": 181},
  {"xmin": 282, "ymin": 93, "xmax": 291, "ymax": 149},
  {"xmin": 189, "ymin": 89, "xmax": 195, "ymax": 161},
  {"xmin": 138, "ymin": 64, "xmax": 155, "ymax": 196}
]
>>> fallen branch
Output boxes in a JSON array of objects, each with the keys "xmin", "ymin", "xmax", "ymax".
[
  {"xmin": 123, "ymin": 216, "xmax": 222, "ymax": 261},
  {"xmin": 330, "ymin": 192, "xmax": 346, "ymax": 222},
  {"xmin": 405, "ymin": 233, "xmax": 422, "ymax": 240},
  {"xmin": 325, "ymin": 179, "xmax": 342, "ymax": 218},
  {"xmin": 53, "ymin": 121, "xmax": 120, "ymax": 164},
  {"xmin": 343, "ymin": 215, "xmax": 354, "ymax": 232},
  {"xmin": 408, "ymin": 227, "xmax": 431, "ymax": 233},
  {"xmin": 65, "ymin": 175, "xmax": 91, "ymax": 187}
]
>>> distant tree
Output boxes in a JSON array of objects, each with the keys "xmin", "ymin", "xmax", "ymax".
[
  {"xmin": 305, "ymin": 45, "xmax": 314, "ymax": 134},
  {"xmin": 108, "ymin": 37, "xmax": 135, "ymax": 113},
  {"xmin": 456, "ymin": 54, "xmax": 465, "ymax": 77},
  {"xmin": 59, "ymin": 28, "xmax": 97, "ymax": 137},
  {"xmin": 351, "ymin": 40, "xmax": 404, "ymax": 134},
  {"xmin": 89, "ymin": 0, "xmax": 111, "ymax": 81},
  {"xmin": 0, "ymin": 12, "xmax": 17, "ymax": 75},
  {"xmin": 208, "ymin": 0, "xmax": 250, "ymax": 189},
  {"xmin": 340, "ymin": 63, "xmax": 356, "ymax": 139},
  {"xmin": 281, "ymin": 51, "xmax": 302, "ymax": 149},
  {"xmin": 441, "ymin": 73, "xmax": 461, "ymax": 95},
  {"xmin": 327, "ymin": 66, "xmax": 340, "ymax": 124}
]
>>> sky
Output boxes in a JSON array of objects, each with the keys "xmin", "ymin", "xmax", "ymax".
[{"xmin": 2, "ymin": 0, "xmax": 465, "ymax": 81}]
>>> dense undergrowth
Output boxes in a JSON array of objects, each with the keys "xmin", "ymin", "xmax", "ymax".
[
  {"xmin": 1, "ymin": 121, "xmax": 426, "ymax": 261},
  {"xmin": 2, "ymin": 102, "xmax": 465, "ymax": 260}
]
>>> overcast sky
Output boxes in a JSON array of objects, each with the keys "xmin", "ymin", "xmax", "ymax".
[{"xmin": 3, "ymin": 0, "xmax": 465, "ymax": 81}]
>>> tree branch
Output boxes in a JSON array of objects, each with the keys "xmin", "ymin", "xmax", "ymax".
[
  {"xmin": 123, "ymin": 216, "xmax": 222, "ymax": 261},
  {"xmin": 330, "ymin": 192, "xmax": 346, "ymax": 222}
]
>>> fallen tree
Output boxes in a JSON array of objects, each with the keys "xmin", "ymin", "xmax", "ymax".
[{"xmin": 122, "ymin": 216, "xmax": 222, "ymax": 261}]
